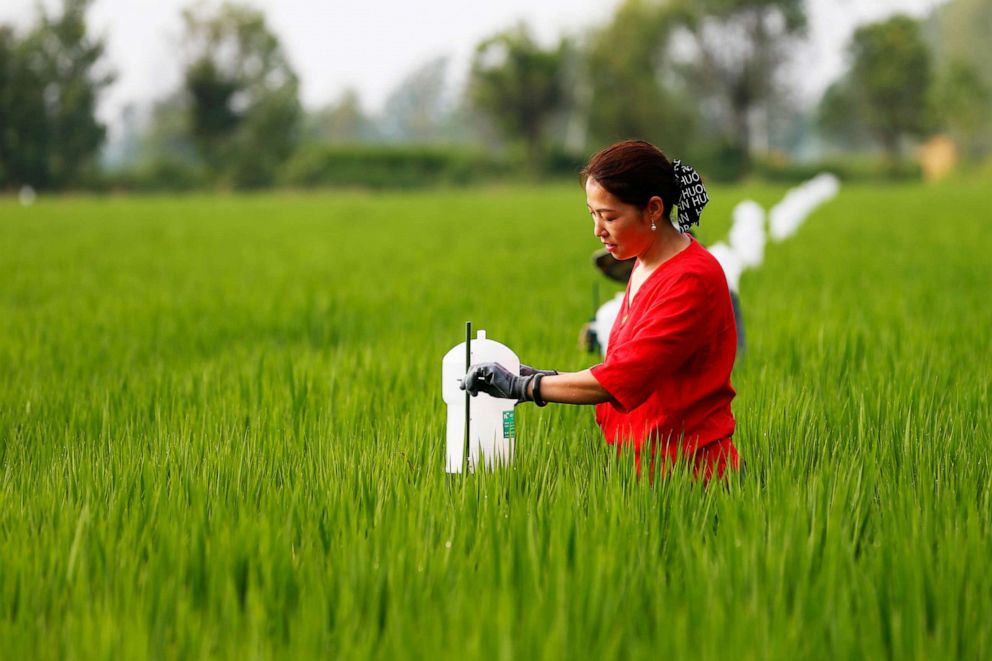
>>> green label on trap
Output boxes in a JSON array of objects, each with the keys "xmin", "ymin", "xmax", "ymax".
[{"xmin": 503, "ymin": 411, "xmax": 515, "ymax": 439}]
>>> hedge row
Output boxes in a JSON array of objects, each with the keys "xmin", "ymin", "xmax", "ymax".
[{"xmin": 60, "ymin": 146, "xmax": 935, "ymax": 193}]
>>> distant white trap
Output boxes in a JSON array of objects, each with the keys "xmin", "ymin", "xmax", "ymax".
[{"xmin": 18, "ymin": 185, "xmax": 37, "ymax": 207}]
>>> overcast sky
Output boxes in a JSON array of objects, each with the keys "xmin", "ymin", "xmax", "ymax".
[{"xmin": 2, "ymin": 0, "xmax": 945, "ymax": 129}]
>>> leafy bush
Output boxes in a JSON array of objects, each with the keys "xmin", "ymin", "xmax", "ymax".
[
  {"xmin": 280, "ymin": 144, "xmax": 512, "ymax": 189},
  {"xmin": 752, "ymin": 154, "xmax": 923, "ymax": 183},
  {"xmin": 93, "ymin": 159, "xmax": 210, "ymax": 192}
]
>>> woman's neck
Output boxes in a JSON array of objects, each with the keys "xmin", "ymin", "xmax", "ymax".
[{"xmin": 637, "ymin": 224, "xmax": 691, "ymax": 271}]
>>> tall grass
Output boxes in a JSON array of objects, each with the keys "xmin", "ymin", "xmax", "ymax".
[{"xmin": 0, "ymin": 183, "xmax": 989, "ymax": 659}]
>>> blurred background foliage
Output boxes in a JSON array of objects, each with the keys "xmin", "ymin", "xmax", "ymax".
[{"xmin": 1, "ymin": 0, "xmax": 990, "ymax": 191}]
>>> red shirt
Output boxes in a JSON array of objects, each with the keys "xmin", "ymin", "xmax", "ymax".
[{"xmin": 590, "ymin": 237, "xmax": 736, "ymax": 462}]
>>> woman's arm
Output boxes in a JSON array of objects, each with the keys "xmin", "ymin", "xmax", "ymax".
[{"xmin": 529, "ymin": 369, "xmax": 613, "ymax": 405}]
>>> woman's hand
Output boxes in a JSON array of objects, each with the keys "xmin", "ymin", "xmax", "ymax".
[{"xmin": 461, "ymin": 362, "xmax": 533, "ymax": 403}]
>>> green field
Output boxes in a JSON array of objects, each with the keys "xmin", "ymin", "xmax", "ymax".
[{"xmin": 1, "ymin": 182, "xmax": 989, "ymax": 659}]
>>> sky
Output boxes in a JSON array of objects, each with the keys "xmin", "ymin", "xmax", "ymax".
[{"xmin": 1, "ymin": 0, "xmax": 945, "ymax": 131}]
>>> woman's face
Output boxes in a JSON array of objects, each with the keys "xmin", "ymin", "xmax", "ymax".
[{"xmin": 585, "ymin": 177, "xmax": 662, "ymax": 261}]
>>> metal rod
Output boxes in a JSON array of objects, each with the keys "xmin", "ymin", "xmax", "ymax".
[{"xmin": 463, "ymin": 321, "xmax": 471, "ymax": 475}]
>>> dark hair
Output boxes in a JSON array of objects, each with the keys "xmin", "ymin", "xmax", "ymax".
[{"xmin": 580, "ymin": 139, "xmax": 679, "ymax": 220}]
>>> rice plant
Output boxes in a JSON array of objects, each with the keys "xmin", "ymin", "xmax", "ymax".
[{"xmin": 0, "ymin": 182, "xmax": 988, "ymax": 659}]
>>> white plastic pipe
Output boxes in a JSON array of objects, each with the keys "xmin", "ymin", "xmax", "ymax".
[
  {"xmin": 592, "ymin": 292, "xmax": 625, "ymax": 355},
  {"xmin": 707, "ymin": 241, "xmax": 744, "ymax": 294},
  {"xmin": 728, "ymin": 200, "xmax": 766, "ymax": 269}
]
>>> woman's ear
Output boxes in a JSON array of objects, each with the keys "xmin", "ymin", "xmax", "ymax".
[{"xmin": 647, "ymin": 196, "xmax": 666, "ymax": 224}]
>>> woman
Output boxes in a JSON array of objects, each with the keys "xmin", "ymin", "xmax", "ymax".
[{"xmin": 462, "ymin": 140, "xmax": 739, "ymax": 480}]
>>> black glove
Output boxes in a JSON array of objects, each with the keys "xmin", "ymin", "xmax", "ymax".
[
  {"xmin": 520, "ymin": 364, "xmax": 559, "ymax": 378},
  {"xmin": 461, "ymin": 362, "xmax": 534, "ymax": 404}
]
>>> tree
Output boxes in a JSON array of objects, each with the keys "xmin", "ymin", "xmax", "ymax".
[
  {"xmin": 931, "ymin": 0, "xmax": 992, "ymax": 86},
  {"xmin": 179, "ymin": 2, "xmax": 302, "ymax": 187},
  {"xmin": 668, "ymin": 0, "xmax": 806, "ymax": 170},
  {"xmin": 138, "ymin": 91, "xmax": 205, "ymax": 187},
  {"xmin": 468, "ymin": 24, "xmax": 569, "ymax": 173},
  {"xmin": 934, "ymin": 60, "xmax": 990, "ymax": 160},
  {"xmin": 583, "ymin": 0, "xmax": 696, "ymax": 155},
  {"xmin": 846, "ymin": 15, "xmax": 934, "ymax": 158},
  {"xmin": 0, "ymin": 0, "xmax": 112, "ymax": 189},
  {"xmin": 0, "ymin": 26, "xmax": 47, "ymax": 188},
  {"xmin": 929, "ymin": 0, "xmax": 992, "ymax": 160},
  {"xmin": 304, "ymin": 89, "xmax": 379, "ymax": 144},
  {"xmin": 380, "ymin": 56, "xmax": 452, "ymax": 143},
  {"xmin": 34, "ymin": 0, "xmax": 114, "ymax": 187},
  {"xmin": 816, "ymin": 79, "xmax": 871, "ymax": 150},
  {"xmin": 185, "ymin": 57, "xmax": 240, "ymax": 159}
]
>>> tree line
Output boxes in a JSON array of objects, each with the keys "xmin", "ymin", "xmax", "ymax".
[{"xmin": 1, "ymin": 0, "xmax": 990, "ymax": 191}]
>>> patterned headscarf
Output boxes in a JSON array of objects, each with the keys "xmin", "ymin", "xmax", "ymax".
[{"xmin": 672, "ymin": 160, "xmax": 709, "ymax": 233}]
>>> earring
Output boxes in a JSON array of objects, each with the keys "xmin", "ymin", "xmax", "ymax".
[{"xmin": 651, "ymin": 221, "xmax": 657, "ymax": 231}]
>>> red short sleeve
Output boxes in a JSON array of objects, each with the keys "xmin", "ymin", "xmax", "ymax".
[{"xmin": 591, "ymin": 273, "xmax": 709, "ymax": 412}]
